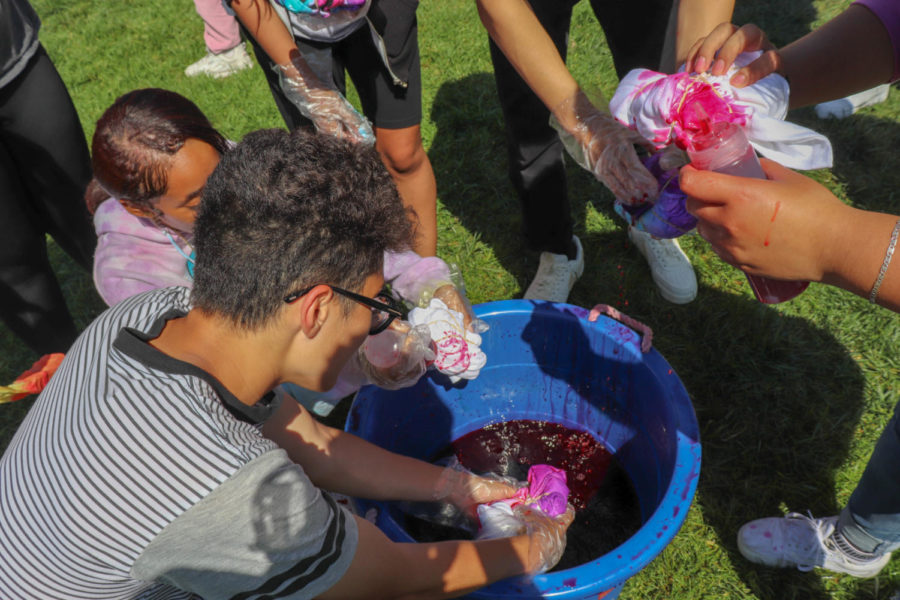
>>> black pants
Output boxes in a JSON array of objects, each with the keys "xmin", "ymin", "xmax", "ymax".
[
  {"xmin": 489, "ymin": 0, "xmax": 672, "ymax": 255},
  {"xmin": 244, "ymin": 0, "xmax": 422, "ymax": 131},
  {"xmin": 0, "ymin": 46, "xmax": 95, "ymax": 354}
]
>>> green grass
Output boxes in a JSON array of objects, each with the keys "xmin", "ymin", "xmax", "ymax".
[{"xmin": 5, "ymin": 0, "xmax": 900, "ymax": 598}]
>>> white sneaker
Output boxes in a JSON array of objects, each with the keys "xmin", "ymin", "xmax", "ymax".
[
  {"xmin": 737, "ymin": 512, "xmax": 891, "ymax": 578},
  {"xmin": 524, "ymin": 235, "xmax": 585, "ymax": 303},
  {"xmin": 628, "ymin": 227, "xmax": 697, "ymax": 304},
  {"xmin": 815, "ymin": 84, "xmax": 890, "ymax": 119},
  {"xmin": 185, "ymin": 43, "xmax": 253, "ymax": 79}
]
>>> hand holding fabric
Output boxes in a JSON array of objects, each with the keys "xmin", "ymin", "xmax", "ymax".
[
  {"xmin": 408, "ymin": 298, "xmax": 486, "ymax": 383},
  {"xmin": 550, "ymin": 89, "xmax": 658, "ymax": 205},
  {"xmin": 358, "ymin": 320, "xmax": 434, "ymax": 390},
  {"xmin": 476, "ymin": 502, "xmax": 575, "ymax": 574},
  {"xmin": 432, "ymin": 458, "xmax": 520, "ymax": 510},
  {"xmin": 274, "ymin": 57, "xmax": 374, "ymax": 145},
  {"xmin": 521, "ymin": 503, "xmax": 575, "ymax": 574}
]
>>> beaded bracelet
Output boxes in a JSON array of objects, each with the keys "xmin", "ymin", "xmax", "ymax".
[{"xmin": 869, "ymin": 218, "xmax": 900, "ymax": 304}]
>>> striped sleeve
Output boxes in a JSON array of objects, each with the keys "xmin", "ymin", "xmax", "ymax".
[{"xmin": 131, "ymin": 450, "xmax": 358, "ymax": 600}]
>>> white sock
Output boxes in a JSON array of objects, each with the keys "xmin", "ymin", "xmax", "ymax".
[{"xmin": 815, "ymin": 84, "xmax": 890, "ymax": 119}]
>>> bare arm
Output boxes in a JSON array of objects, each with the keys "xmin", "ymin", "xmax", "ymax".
[
  {"xmin": 685, "ymin": 5, "xmax": 894, "ymax": 108},
  {"xmin": 320, "ymin": 517, "xmax": 536, "ymax": 600},
  {"xmin": 263, "ymin": 397, "xmax": 445, "ymax": 500},
  {"xmin": 669, "ymin": 0, "xmax": 735, "ymax": 71},
  {"xmin": 778, "ymin": 4, "xmax": 894, "ymax": 108},
  {"xmin": 230, "ymin": 0, "xmax": 300, "ymax": 68},
  {"xmin": 263, "ymin": 397, "xmax": 516, "ymax": 503}
]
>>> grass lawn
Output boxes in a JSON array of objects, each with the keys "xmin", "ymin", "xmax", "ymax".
[{"xmin": 3, "ymin": 0, "xmax": 899, "ymax": 598}]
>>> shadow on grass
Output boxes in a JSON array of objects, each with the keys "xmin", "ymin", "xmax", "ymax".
[
  {"xmin": 1, "ymin": 239, "xmax": 105, "ymax": 451},
  {"xmin": 672, "ymin": 287, "xmax": 866, "ymax": 600}
]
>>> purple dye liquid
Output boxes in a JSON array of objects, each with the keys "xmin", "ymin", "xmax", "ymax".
[{"xmin": 402, "ymin": 420, "xmax": 642, "ymax": 572}]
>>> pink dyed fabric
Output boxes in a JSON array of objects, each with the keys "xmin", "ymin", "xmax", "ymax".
[
  {"xmin": 619, "ymin": 70, "xmax": 750, "ymax": 150},
  {"xmin": 509, "ymin": 464, "xmax": 569, "ymax": 517},
  {"xmin": 609, "ymin": 52, "xmax": 833, "ymax": 170}
]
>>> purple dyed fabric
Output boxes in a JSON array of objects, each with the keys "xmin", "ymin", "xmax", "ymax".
[
  {"xmin": 512, "ymin": 464, "xmax": 569, "ymax": 517},
  {"xmin": 614, "ymin": 152, "xmax": 698, "ymax": 239}
]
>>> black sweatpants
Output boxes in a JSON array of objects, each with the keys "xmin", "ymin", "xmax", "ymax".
[
  {"xmin": 0, "ymin": 45, "xmax": 95, "ymax": 355},
  {"xmin": 489, "ymin": 0, "xmax": 673, "ymax": 255}
]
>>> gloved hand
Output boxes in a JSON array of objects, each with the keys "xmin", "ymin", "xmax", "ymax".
[
  {"xmin": 401, "ymin": 457, "xmax": 519, "ymax": 533},
  {"xmin": 274, "ymin": 57, "xmax": 374, "ymax": 145},
  {"xmin": 408, "ymin": 298, "xmax": 486, "ymax": 383},
  {"xmin": 358, "ymin": 320, "xmax": 434, "ymax": 390},
  {"xmin": 432, "ymin": 458, "xmax": 520, "ymax": 510},
  {"xmin": 475, "ymin": 502, "xmax": 575, "ymax": 574},
  {"xmin": 520, "ymin": 503, "xmax": 575, "ymax": 574},
  {"xmin": 550, "ymin": 89, "xmax": 657, "ymax": 205},
  {"xmin": 410, "ymin": 263, "xmax": 489, "ymax": 334}
]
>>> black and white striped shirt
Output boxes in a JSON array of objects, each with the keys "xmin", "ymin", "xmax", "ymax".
[{"xmin": 0, "ymin": 287, "xmax": 357, "ymax": 599}]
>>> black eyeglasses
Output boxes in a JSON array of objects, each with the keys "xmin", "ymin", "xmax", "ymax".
[{"xmin": 284, "ymin": 285, "xmax": 403, "ymax": 335}]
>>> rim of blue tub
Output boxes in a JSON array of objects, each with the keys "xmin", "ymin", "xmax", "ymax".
[{"xmin": 348, "ymin": 300, "xmax": 701, "ymax": 598}]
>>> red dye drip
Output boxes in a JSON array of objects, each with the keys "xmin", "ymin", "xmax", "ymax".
[{"xmin": 451, "ymin": 420, "xmax": 614, "ymax": 510}]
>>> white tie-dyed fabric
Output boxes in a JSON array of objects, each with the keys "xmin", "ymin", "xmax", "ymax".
[{"xmin": 609, "ymin": 52, "xmax": 833, "ymax": 170}]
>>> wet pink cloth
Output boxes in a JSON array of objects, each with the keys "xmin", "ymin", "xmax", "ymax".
[{"xmin": 509, "ymin": 464, "xmax": 569, "ymax": 517}]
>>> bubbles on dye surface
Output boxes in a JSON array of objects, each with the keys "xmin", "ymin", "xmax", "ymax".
[{"xmin": 402, "ymin": 420, "xmax": 643, "ymax": 572}]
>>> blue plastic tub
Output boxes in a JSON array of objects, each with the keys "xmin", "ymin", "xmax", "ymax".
[{"xmin": 347, "ymin": 300, "xmax": 700, "ymax": 599}]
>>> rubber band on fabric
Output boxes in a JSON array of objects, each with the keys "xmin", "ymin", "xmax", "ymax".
[{"xmin": 869, "ymin": 218, "xmax": 900, "ymax": 303}]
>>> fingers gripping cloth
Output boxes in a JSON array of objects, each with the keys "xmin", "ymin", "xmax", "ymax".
[
  {"xmin": 614, "ymin": 150, "xmax": 698, "ymax": 238},
  {"xmin": 476, "ymin": 465, "xmax": 572, "ymax": 574},
  {"xmin": 550, "ymin": 91, "xmax": 659, "ymax": 204},
  {"xmin": 609, "ymin": 51, "xmax": 833, "ymax": 170},
  {"xmin": 408, "ymin": 298, "xmax": 487, "ymax": 383},
  {"xmin": 359, "ymin": 322, "xmax": 435, "ymax": 390}
]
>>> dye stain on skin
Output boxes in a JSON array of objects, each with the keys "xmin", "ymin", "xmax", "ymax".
[{"xmin": 403, "ymin": 420, "xmax": 643, "ymax": 572}]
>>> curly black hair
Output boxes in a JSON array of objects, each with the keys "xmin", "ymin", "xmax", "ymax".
[{"xmin": 191, "ymin": 128, "xmax": 415, "ymax": 329}]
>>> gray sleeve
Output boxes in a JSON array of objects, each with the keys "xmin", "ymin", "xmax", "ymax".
[{"xmin": 132, "ymin": 449, "xmax": 358, "ymax": 600}]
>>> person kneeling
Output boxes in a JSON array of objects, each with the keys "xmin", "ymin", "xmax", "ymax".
[{"xmin": 0, "ymin": 129, "xmax": 572, "ymax": 599}]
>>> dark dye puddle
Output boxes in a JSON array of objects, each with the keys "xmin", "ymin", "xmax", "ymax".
[{"xmin": 402, "ymin": 419, "xmax": 642, "ymax": 572}]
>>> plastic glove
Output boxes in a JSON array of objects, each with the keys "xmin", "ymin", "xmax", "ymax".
[
  {"xmin": 408, "ymin": 298, "xmax": 486, "ymax": 383},
  {"xmin": 521, "ymin": 503, "xmax": 575, "ymax": 574},
  {"xmin": 475, "ymin": 502, "xmax": 575, "ymax": 574},
  {"xmin": 409, "ymin": 264, "xmax": 489, "ymax": 334},
  {"xmin": 401, "ymin": 457, "xmax": 519, "ymax": 532},
  {"xmin": 550, "ymin": 89, "xmax": 658, "ymax": 205},
  {"xmin": 358, "ymin": 320, "xmax": 434, "ymax": 390},
  {"xmin": 274, "ymin": 58, "xmax": 374, "ymax": 145},
  {"xmin": 432, "ymin": 458, "xmax": 520, "ymax": 509}
]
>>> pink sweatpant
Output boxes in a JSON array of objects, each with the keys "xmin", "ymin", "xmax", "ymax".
[{"xmin": 193, "ymin": 0, "xmax": 242, "ymax": 54}]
